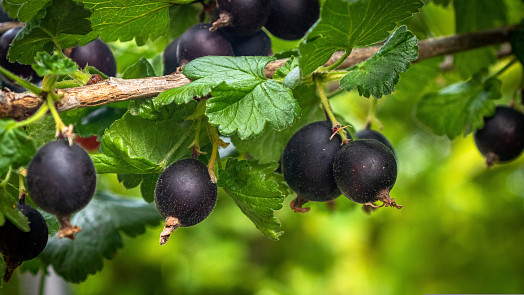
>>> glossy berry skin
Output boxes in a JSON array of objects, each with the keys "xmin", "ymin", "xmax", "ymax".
[
  {"xmin": 154, "ymin": 159, "xmax": 217, "ymax": 227},
  {"xmin": 216, "ymin": 0, "xmax": 273, "ymax": 36},
  {"xmin": 264, "ymin": 0, "xmax": 320, "ymax": 40},
  {"xmin": 356, "ymin": 128, "xmax": 395, "ymax": 155},
  {"xmin": 474, "ymin": 106, "xmax": 524, "ymax": 165},
  {"xmin": 0, "ymin": 203, "xmax": 48, "ymax": 262},
  {"xmin": 177, "ymin": 23, "xmax": 234, "ymax": 66},
  {"xmin": 26, "ymin": 139, "xmax": 96, "ymax": 216},
  {"xmin": 227, "ymin": 30, "xmax": 272, "ymax": 56},
  {"xmin": 281, "ymin": 121, "xmax": 344, "ymax": 202},
  {"xmin": 70, "ymin": 39, "xmax": 117, "ymax": 77},
  {"xmin": 333, "ymin": 140, "xmax": 397, "ymax": 204},
  {"xmin": 163, "ymin": 37, "xmax": 180, "ymax": 75},
  {"xmin": 0, "ymin": 27, "xmax": 41, "ymax": 82}
]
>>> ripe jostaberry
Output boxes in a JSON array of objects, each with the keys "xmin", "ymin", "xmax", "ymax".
[
  {"xmin": 226, "ymin": 30, "xmax": 273, "ymax": 57},
  {"xmin": 356, "ymin": 128, "xmax": 395, "ymax": 155},
  {"xmin": 163, "ymin": 37, "xmax": 180, "ymax": 75},
  {"xmin": 281, "ymin": 121, "xmax": 344, "ymax": 213},
  {"xmin": 177, "ymin": 23, "xmax": 234, "ymax": 66},
  {"xmin": 26, "ymin": 139, "xmax": 96, "ymax": 239},
  {"xmin": 0, "ymin": 27, "xmax": 41, "ymax": 83},
  {"xmin": 474, "ymin": 106, "xmax": 524, "ymax": 167},
  {"xmin": 264, "ymin": 0, "xmax": 320, "ymax": 40},
  {"xmin": 0, "ymin": 202, "xmax": 48, "ymax": 282},
  {"xmin": 214, "ymin": 0, "xmax": 273, "ymax": 37},
  {"xmin": 69, "ymin": 39, "xmax": 117, "ymax": 77},
  {"xmin": 154, "ymin": 158, "xmax": 217, "ymax": 245},
  {"xmin": 333, "ymin": 139, "xmax": 402, "ymax": 209}
]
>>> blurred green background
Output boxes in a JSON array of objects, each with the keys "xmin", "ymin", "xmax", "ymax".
[{"xmin": 3, "ymin": 1, "xmax": 524, "ymax": 295}]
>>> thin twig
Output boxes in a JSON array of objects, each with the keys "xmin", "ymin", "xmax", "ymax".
[{"xmin": 0, "ymin": 25, "xmax": 518, "ymax": 120}]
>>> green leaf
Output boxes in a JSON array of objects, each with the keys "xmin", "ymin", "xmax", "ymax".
[
  {"xmin": 32, "ymin": 52, "xmax": 78, "ymax": 77},
  {"xmin": 121, "ymin": 57, "xmax": 156, "ymax": 79},
  {"xmin": 155, "ymin": 56, "xmax": 300, "ymax": 139},
  {"xmin": 454, "ymin": 0, "xmax": 507, "ymax": 33},
  {"xmin": 167, "ymin": 5, "xmax": 200, "ymax": 39},
  {"xmin": 510, "ymin": 21, "xmax": 524, "ymax": 65},
  {"xmin": 453, "ymin": 48, "xmax": 496, "ymax": 79},
  {"xmin": 39, "ymin": 191, "xmax": 162, "ymax": 283},
  {"xmin": 81, "ymin": 0, "xmax": 171, "ymax": 46},
  {"xmin": 298, "ymin": 0, "xmax": 423, "ymax": 76},
  {"xmin": 0, "ymin": 172, "xmax": 29, "ymax": 231},
  {"xmin": 21, "ymin": 115, "xmax": 55, "ymax": 149},
  {"xmin": 340, "ymin": 26, "xmax": 418, "ymax": 98},
  {"xmin": 155, "ymin": 56, "xmax": 275, "ymax": 105},
  {"xmin": 452, "ymin": 0, "xmax": 507, "ymax": 78},
  {"xmin": 8, "ymin": 0, "xmax": 92, "ymax": 64},
  {"xmin": 231, "ymin": 85, "xmax": 325, "ymax": 163},
  {"xmin": 2, "ymin": 0, "xmax": 51, "ymax": 22},
  {"xmin": 117, "ymin": 173, "xmax": 159, "ymax": 203},
  {"xmin": 415, "ymin": 78, "xmax": 502, "ymax": 139},
  {"xmin": 91, "ymin": 110, "xmax": 196, "ymax": 174},
  {"xmin": 393, "ymin": 58, "xmax": 443, "ymax": 100},
  {"xmin": 218, "ymin": 159, "xmax": 284, "ymax": 240},
  {"xmin": 273, "ymin": 56, "xmax": 299, "ymax": 80},
  {"xmin": 0, "ymin": 120, "xmax": 36, "ymax": 176},
  {"xmin": 207, "ymin": 80, "xmax": 299, "ymax": 139},
  {"xmin": 62, "ymin": 106, "xmax": 127, "ymax": 138}
]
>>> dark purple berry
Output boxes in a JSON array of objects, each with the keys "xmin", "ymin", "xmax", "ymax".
[
  {"xmin": 163, "ymin": 37, "xmax": 180, "ymax": 75},
  {"xmin": 0, "ymin": 27, "xmax": 41, "ymax": 83},
  {"xmin": 281, "ymin": 121, "xmax": 345, "ymax": 212},
  {"xmin": 226, "ymin": 30, "xmax": 272, "ymax": 56},
  {"xmin": 214, "ymin": 0, "xmax": 273, "ymax": 37},
  {"xmin": 154, "ymin": 158, "xmax": 217, "ymax": 245},
  {"xmin": 356, "ymin": 128, "xmax": 395, "ymax": 155},
  {"xmin": 0, "ymin": 203, "xmax": 48, "ymax": 282},
  {"xmin": 177, "ymin": 23, "xmax": 234, "ymax": 66},
  {"xmin": 474, "ymin": 106, "xmax": 524, "ymax": 167},
  {"xmin": 264, "ymin": 0, "xmax": 320, "ymax": 40},
  {"xmin": 333, "ymin": 140, "xmax": 401, "ymax": 209},
  {"xmin": 26, "ymin": 139, "xmax": 96, "ymax": 239},
  {"xmin": 70, "ymin": 39, "xmax": 117, "ymax": 77}
]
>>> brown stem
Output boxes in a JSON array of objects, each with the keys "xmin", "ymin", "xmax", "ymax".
[
  {"xmin": 376, "ymin": 189, "xmax": 403, "ymax": 209},
  {"xmin": 0, "ymin": 21, "xmax": 24, "ymax": 35},
  {"xmin": 485, "ymin": 152, "xmax": 499, "ymax": 168},
  {"xmin": 2, "ymin": 255, "xmax": 22, "ymax": 282},
  {"xmin": 159, "ymin": 216, "xmax": 180, "ymax": 245},
  {"xmin": 57, "ymin": 214, "xmax": 82, "ymax": 240},
  {"xmin": 210, "ymin": 12, "xmax": 232, "ymax": 32},
  {"xmin": 290, "ymin": 195, "xmax": 310, "ymax": 213},
  {"xmin": 0, "ymin": 25, "xmax": 518, "ymax": 120}
]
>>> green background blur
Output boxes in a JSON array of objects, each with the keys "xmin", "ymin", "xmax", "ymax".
[{"xmin": 3, "ymin": 2, "xmax": 524, "ymax": 295}]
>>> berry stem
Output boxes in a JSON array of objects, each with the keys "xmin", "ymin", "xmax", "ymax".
[
  {"xmin": 315, "ymin": 77, "xmax": 350, "ymax": 143},
  {"xmin": 46, "ymin": 95, "xmax": 72, "ymax": 141},
  {"xmin": 12, "ymin": 103, "xmax": 49, "ymax": 129},
  {"xmin": 377, "ymin": 189, "xmax": 403, "ymax": 209},
  {"xmin": 290, "ymin": 195, "xmax": 310, "ymax": 213},
  {"xmin": 323, "ymin": 50, "xmax": 351, "ymax": 71},
  {"xmin": 160, "ymin": 122, "xmax": 195, "ymax": 169},
  {"xmin": 365, "ymin": 99, "xmax": 383, "ymax": 130},
  {"xmin": 0, "ymin": 65, "xmax": 43, "ymax": 96},
  {"xmin": 490, "ymin": 57, "xmax": 517, "ymax": 79},
  {"xmin": 0, "ymin": 165, "xmax": 11, "ymax": 187},
  {"xmin": 159, "ymin": 216, "xmax": 180, "ymax": 245},
  {"xmin": 210, "ymin": 12, "xmax": 232, "ymax": 32},
  {"xmin": 206, "ymin": 123, "xmax": 227, "ymax": 183},
  {"xmin": 56, "ymin": 214, "xmax": 81, "ymax": 240}
]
